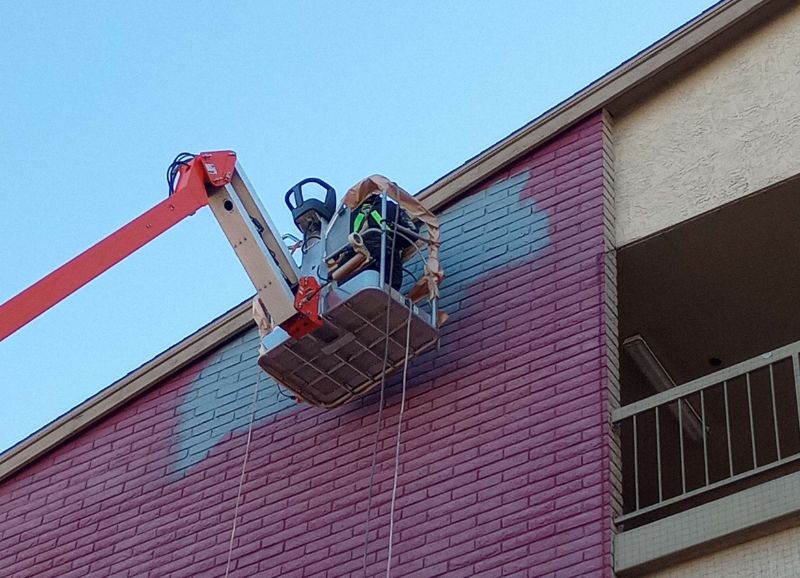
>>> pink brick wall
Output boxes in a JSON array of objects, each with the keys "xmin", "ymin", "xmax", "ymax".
[{"xmin": 0, "ymin": 112, "xmax": 615, "ymax": 577}]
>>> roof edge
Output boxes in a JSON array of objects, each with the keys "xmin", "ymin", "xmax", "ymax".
[
  {"xmin": 0, "ymin": 300, "xmax": 253, "ymax": 483},
  {"xmin": 418, "ymin": 0, "xmax": 774, "ymax": 211}
]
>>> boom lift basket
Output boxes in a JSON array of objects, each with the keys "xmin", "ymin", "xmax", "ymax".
[
  {"xmin": 257, "ymin": 175, "xmax": 443, "ymax": 409},
  {"xmin": 259, "ymin": 269, "xmax": 438, "ymax": 408}
]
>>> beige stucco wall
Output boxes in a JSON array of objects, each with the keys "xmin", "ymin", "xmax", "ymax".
[
  {"xmin": 644, "ymin": 525, "xmax": 800, "ymax": 578},
  {"xmin": 614, "ymin": 3, "xmax": 800, "ymax": 246}
]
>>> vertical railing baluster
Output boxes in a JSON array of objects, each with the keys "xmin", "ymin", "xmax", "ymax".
[
  {"xmin": 770, "ymin": 363, "xmax": 781, "ymax": 460},
  {"xmin": 701, "ymin": 389, "xmax": 709, "ymax": 486},
  {"xmin": 655, "ymin": 406, "xmax": 662, "ymax": 503},
  {"xmin": 793, "ymin": 353, "xmax": 800, "ymax": 448},
  {"xmin": 678, "ymin": 398, "xmax": 686, "ymax": 494},
  {"xmin": 618, "ymin": 347, "xmax": 800, "ymax": 520},
  {"xmin": 633, "ymin": 414, "xmax": 639, "ymax": 512},
  {"xmin": 747, "ymin": 372, "xmax": 757, "ymax": 467},
  {"xmin": 724, "ymin": 381, "xmax": 733, "ymax": 477}
]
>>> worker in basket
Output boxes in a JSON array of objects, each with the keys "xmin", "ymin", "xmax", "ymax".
[{"xmin": 348, "ymin": 193, "xmax": 418, "ymax": 291}]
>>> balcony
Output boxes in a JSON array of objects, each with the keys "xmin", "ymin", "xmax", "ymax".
[
  {"xmin": 616, "ymin": 176, "xmax": 800, "ymax": 530},
  {"xmin": 615, "ymin": 339, "xmax": 800, "ymax": 526}
]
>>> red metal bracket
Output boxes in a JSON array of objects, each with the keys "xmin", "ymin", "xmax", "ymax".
[
  {"xmin": 196, "ymin": 151, "xmax": 237, "ymax": 188},
  {"xmin": 281, "ymin": 276, "xmax": 324, "ymax": 340}
]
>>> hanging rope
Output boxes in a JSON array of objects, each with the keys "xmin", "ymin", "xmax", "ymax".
[
  {"xmin": 361, "ymin": 194, "xmax": 403, "ymax": 577},
  {"xmin": 385, "ymin": 306, "xmax": 413, "ymax": 576},
  {"xmin": 223, "ymin": 368, "xmax": 264, "ymax": 578}
]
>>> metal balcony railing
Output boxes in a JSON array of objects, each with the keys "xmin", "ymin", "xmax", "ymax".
[{"xmin": 614, "ymin": 339, "xmax": 800, "ymax": 523}]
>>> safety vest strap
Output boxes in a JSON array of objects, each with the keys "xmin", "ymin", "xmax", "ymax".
[
  {"xmin": 353, "ymin": 208, "xmax": 385, "ymax": 232},
  {"xmin": 353, "ymin": 212, "xmax": 366, "ymax": 233},
  {"xmin": 369, "ymin": 210, "xmax": 384, "ymax": 226}
]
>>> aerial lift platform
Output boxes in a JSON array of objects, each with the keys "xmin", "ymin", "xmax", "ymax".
[{"xmin": 0, "ymin": 151, "xmax": 443, "ymax": 408}]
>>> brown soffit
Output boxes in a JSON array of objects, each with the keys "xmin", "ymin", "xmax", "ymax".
[{"xmin": 0, "ymin": 0, "xmax": 785, "ymax": 482}]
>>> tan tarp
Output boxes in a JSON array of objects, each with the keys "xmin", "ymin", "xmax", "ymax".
[
  {"xmin": 343, "ymin": 174, "xmax": 443, "ymax": 304},
  {"xmin": 252, "ymin": 298, "xmax": 273, "ymax": 354}
]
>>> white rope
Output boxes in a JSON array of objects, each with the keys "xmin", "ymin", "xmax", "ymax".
[
  {"xmin": 361, "ymin": 196, "xmax": 404, "ymax": 577},
  {"xmin": 360, "ymin": 299, "xmax": 394, "ymax": 576},
  {"xmin": 385, "ymin": 306, "xmax": 413, "ymax": 577},
  {"xmin": 223, "ymin": 368, "xmax": 263, "ymax": 578}
]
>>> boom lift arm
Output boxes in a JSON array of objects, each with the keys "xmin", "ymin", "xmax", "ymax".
[
  {"xmin": 1, "ymin": 151, "xmax": 442, "ymax": 409},
  {"xmin": 0, "ymin": 151, "xmax": 305, "ymax": 341}
]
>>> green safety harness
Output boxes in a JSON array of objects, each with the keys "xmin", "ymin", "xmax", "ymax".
[{"xmin": 352, "ymin": 203, "xmax": 385, "ymax": 233}]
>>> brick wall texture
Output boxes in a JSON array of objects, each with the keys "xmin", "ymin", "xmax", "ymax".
[{"xmin": 0, "ymin": 112, "xmax": 615, "ymax": 577}]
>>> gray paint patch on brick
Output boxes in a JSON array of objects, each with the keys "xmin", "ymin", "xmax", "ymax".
[
  {"xmin": 172, "ymin": 328, "xmax": 295, "ymax": 473},
  {"xmin": 172, "ymin": 169, "xmax": 549, "ymax": 473},
  {"xmin": 436, "ymin": 170, "xmax": 550, "ymax": 313}
]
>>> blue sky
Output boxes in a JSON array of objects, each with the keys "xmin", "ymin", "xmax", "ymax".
[{"xmin": 0, "ymin": 0, "xmax": 714, "ymax": 451}]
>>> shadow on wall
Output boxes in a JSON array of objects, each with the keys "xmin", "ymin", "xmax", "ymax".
[{"xmin": 170, "ymin": 169, "xmax": 551, "ymax": 474}]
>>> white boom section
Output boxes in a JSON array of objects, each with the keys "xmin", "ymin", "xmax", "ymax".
[{"xmin": 207, "ymin": 164, "xmax": 299, "ymax": 325}]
